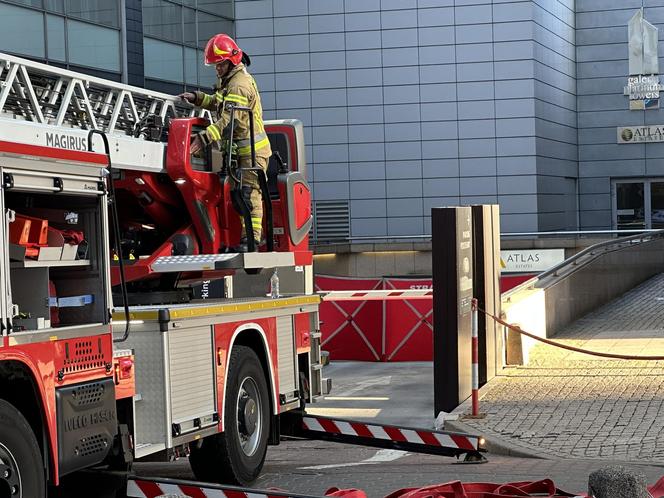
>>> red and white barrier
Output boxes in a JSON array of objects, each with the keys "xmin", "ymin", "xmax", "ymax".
[
  {"xmin": 127, "ymin": 478, "xmax": 299, "ymax": 498},
  {"xmin": 471, "ymin": 298, "xmax": 479, "ymax": 417},
  {"xmin": 321, "ymin": 289, "xmax": 433, "ymax": 301},
  {"xmin": 301, "ymin": 415, "xmax": 479, "ymax": 452}
]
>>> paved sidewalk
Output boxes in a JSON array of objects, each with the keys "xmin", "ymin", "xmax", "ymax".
[{"xmin": 455, "ymin": 273, "xmax": 664, "ymax": 462}]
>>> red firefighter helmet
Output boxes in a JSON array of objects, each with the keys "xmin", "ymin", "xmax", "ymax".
[{"xmin": 204, "ymin": 33, "xmax": 242, "ymax": 66}]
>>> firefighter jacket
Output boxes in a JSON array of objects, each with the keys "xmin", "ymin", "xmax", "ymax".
[{"xmin": 194, "ymin": 63, "xmax": 272, "ymax": 159}]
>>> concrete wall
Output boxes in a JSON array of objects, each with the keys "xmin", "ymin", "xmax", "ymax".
[
  {"xmin": 234, "ymin": 0, "xmax": 571, "ymax": 237},
  {"xmin": 313, "ymin": 236, "xmax": 605, "ymax": 277},
  {"xmin": 236, "ymin": 0, "xmax": 664, "ymax": 235},
  {"xmin": 576, "ymin": 0, "xmax": 664, "ymax": 230},
  {"xmin": 534, "ymin": 0, "xmax": 578, "ymax": 231},
  {"xmin": 502, "ymin": 237, "xmax": 664, "ymax": 364},
  {"xmin": 540, "ymin": 237, "xmax": 664, "ymax": 337}
]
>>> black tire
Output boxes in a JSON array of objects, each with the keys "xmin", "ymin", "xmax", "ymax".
[
  {"xmin": 0, "ymin": 398, "xmax": 45, "ymax": 498},
  {"xmin": 189, "ymin": 345, "xmax": 270, "ymax": 486}
]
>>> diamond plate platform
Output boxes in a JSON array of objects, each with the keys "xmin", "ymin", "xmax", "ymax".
[{"xmin": 150, "ymin": 252, "xmax": 295, "ymax": 273}]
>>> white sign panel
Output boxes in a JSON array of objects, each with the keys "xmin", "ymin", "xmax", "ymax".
[
  {"xmin": 500, "ymin": 249, "xmax": 566, "ymax": 274},
  {"xmin": 624, "ymin": 9, "xmax": 663, "ymax": 110},
  {"xmin": 617, "ymin": 125, "xmax": 664, "ymax": 143}
]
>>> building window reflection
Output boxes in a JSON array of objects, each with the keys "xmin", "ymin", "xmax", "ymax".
[
  {"xmin": 65, "ymin": 0, "xmax": 119, "ymax": 28},
  {"xmin": 0, "ymin": 3, "xmax": 44, "ymax": 58},
  {"xmin": 0, "ymin": 0, "xmax": 121, "ymax": 78},
  {"xmin": 143, "ymin": 0, "xmax": 234, "ymax": 91},
  {"xmin": 0, "ymin": 0, "xmax": 234, "ymax": 88},
  {"xmin": 46, "ymin": 13, "xmax": 66, "ymax": 61},
  {"xmin": 68, "ymin": 19, "xmax": 121, "ymax": 72},
  {"xmin": 144, "ymin": 38, "xmax": 184, "ymax": 83}
]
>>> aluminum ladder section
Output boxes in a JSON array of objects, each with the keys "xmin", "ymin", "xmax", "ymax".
[{"xmin": 0, "ymin": 51, "xmax": 209, "ymax": 137}]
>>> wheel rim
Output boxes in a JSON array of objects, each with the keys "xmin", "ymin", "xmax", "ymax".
[
  {"xmin": 236, "ymin": 376, "xmax": 263, "ymax": 457},
  {"xmin": 0, "ymin": 443, "xmax": 21, "ymax": 498}
]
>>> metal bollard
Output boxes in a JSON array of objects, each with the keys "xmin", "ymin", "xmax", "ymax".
[{"xmin": 471, "ymin": 298, "xmax": 479, "ymax": 417}]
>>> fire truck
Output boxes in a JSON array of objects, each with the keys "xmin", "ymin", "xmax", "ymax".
[{"xmin": 0, "ymin": 53, "xmax": 483, "ymax": 498}]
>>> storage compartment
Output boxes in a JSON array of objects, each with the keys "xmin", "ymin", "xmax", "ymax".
[
  {"xmin": 117, "ymin": 320, "xmax": 218, "ymax": 454},
  {"xmin": 5, "ymin": 190, "xmax": 108, "ymax": 332}
]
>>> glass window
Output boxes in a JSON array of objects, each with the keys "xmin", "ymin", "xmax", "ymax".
[
  {"xmin": 183, "ymin": 7, "xmax": 196, "ymax": 45},
  {"xmin": 651, "ymin": 182, "xmax": 664, "ymax": 229},
  {"xmin": 0, "ymin": 4, "xmax": 45, "ymax": 58},
  {"xmin": 66, "ymin": 0, "xmax": 119, "ymax": 28},
  {"xmin": 46, "ymin": 14, "xmax": 66, "ymax": 61},
  {"xmin": 144, "ymin": 38, "xmax": 184, "ymax": 82},
  {"xmin": 143, "ymin": 0, "xmax": 182, "ymax": 43},
  {"xmin": 6, "ymin": 0, "xmax": 42, "ymax": 8},
  {"xmin": 45, "ymin": 0, "xmax": 64, "ymax": 12},
  {"xmin": 197, "ymin": 11, "xmax": 233, "ymax": 48},
  {"xmin": 67, "ymin": 19, "xmax": 120, "ymax": 71},
  {"xmin": 182, "ymin": 0, "xmax": 195, "ymax": 6},
  {"xmin": 197, "ymin": 0, "xmax": 233, "ymax": 18},
  {"xmin": 616, "ymin": 182, "xmax": 645, "ymax": 230},
  {"xmin": 198, "ymin": 49, "xmax": 216, "ymax": 87},
  {"xmin": 184, "ymin": 46, "xmax": 198, "ymax": 85}
]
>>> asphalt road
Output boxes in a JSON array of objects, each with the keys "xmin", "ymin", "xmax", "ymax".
[
  {"xmin": 129, "ymin": 361, "xmax": 664, "ymax": 497},
  {"xmin": 133, "ymin": 440, "xmax": 664, "ymax": 497}
]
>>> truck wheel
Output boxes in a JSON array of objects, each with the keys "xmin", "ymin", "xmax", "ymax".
[
  {"xmin": 0, "ymin": 399, "xmax": 45, "ymax": 498},
  {"xmin": 189, "ymin": 345, "xmax": 270, "ymax": 486}
]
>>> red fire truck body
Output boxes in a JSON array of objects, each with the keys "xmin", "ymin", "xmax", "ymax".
[{"xmin": 0, "ymin": 52, "xmax": 324, "ymax": 496}]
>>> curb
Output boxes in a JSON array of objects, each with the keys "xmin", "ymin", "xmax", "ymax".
[
  {"xmin": 443, "ymin": 377, "xmax": 556, "ymax": 461},
  {"xmin": 444, "ymin": 418, "xmax": 553, "ymax": 460}
]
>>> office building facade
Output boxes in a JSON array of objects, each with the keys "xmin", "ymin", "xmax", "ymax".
[{"xmin": 2, "ymin": 0, "xmax": 664, "ymax": 239}]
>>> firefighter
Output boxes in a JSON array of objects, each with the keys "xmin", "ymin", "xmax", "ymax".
[{"xmin": 179, "ymin": 33, "xmax": 272, "ymax": 252}]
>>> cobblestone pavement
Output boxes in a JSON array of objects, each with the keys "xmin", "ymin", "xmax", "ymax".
[
  {"xmin": 457, "ymin": 273, "xmax": 664, "ymax": 462},
  {"xmin": 134, "ymin": 440, "xmax": 664, "ymax": 497}
]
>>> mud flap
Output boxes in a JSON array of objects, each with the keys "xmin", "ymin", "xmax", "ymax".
[{"xmin": 55, "ymin": 378, "xmax": 117, "ymax": 476}]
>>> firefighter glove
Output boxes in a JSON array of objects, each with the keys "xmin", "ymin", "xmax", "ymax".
[{"xmin": 178, "ymin": 92, "xmax": 196, "ymax": 104}]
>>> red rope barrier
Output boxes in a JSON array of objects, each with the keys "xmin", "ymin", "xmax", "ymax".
[{"xmin": 479, "ymin": 307, "xmax": 664, "ymax": 361}]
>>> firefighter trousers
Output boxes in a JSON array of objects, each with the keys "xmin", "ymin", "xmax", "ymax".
[{"xmin": 231, "ymin": 155, "xmax": 269, "ymax": 241}]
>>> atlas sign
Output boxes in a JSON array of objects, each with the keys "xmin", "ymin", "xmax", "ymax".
[
  {"xmin": 500, "ymin": 249, "xmax": 565, "ymax": 273},
  {"xmin": 618, "ymin": 125, "xmax": 664, "ymax": 143}
]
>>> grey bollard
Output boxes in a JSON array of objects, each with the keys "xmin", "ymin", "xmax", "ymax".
[{"xmin": 588, "ymin": 466, "xmax": 649, "ymax": 498}]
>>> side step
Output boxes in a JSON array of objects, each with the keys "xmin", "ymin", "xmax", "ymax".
[
  {"xmin": 150, "ymin": 252, "xmax": 295, "ymax": 273},
  {"xmin": 127, "ymin": 476, "xmax": 325, "ymax": 498},
  {"xmin": 281, "ymin": 412, "xmax": 487, "ymax": 462}
]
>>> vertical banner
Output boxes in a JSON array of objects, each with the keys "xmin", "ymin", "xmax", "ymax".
[
  {"xmin": 471, "ymin": 204, "xmax": 501, "ymax": 385},
  {"xmin": 432, "ymin": 206, "xmax": 473, "ymax": 416}
]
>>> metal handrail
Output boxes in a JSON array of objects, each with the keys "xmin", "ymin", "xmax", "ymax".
[
  {"xmin": 537, "ymin": 229, "xmax": 664, "ymax": 281},
  {"xmin": 312, "ymin": 229, "xmax": 663, "ymax": 244}
]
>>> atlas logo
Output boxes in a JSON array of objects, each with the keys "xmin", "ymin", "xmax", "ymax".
[{"xmin": 46, "ymin": 132, "xmax": 87, "ymax": 151}]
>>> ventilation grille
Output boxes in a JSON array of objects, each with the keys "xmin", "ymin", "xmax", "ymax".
[
  {"xmin": 71, "ymin": 382, "xmax": 105, "ymax": 407},
  {"xmin": 62, "ymin": 339, "xmax": 105, "ymax": 374},
  {"xmin": 76, "ymin": 434, "xmax": 108, "ymax": 457},
  {"xmin": 313, "ymin": 200, "xmax": 350, "ymax": 242}
]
